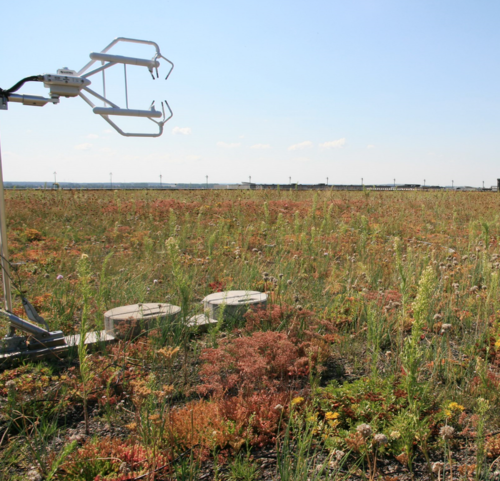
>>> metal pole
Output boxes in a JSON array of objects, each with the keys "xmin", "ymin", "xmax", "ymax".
[
  {"xmin": 160, "ymin": 174, "xmax": 162, "ymax": 188},
  {"xmin": 110, "ymin": 172, "xmax": 112, "ymax": 189},
  {"xmin": 0, "ymin": 136, "xmax": 13, "ymax": 312}
]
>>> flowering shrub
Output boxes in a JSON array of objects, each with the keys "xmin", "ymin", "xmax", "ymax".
[
  {"xmin": 243, "ymin": 304, "xmax": 316, "ymax": 334},
  {"xmin": 486, "ymin": 433, "xmax": 500, "ymax": 458},
  {"xmin": 24, "ymin": 228, "xmax": 44, "ymax": 242},
  {"xmin": 184, "ymin": 329, "xmax": 318, "ymax": 452},
  {"xmin": 208, "ymin": 279, "xmax": 226, "ymax": 292},
  {"xmin": 62, "ymin": 437, "xmax": 169, "ymax": 480},
  {"xmin": 198, "ymin": 330, "xmax": 310, "ymax": 397},
  {"xmin": 165, "ymin": 391, "xmax": 288, "ymax": 453},
  {"xmin": 0, "ymin": 365, "xmax": 69, "ymax": 423}
]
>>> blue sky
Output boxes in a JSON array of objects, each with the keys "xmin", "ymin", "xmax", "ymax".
[{"xmin": 1, "ymin": 0, "xmax": 499, "ymax": 186}]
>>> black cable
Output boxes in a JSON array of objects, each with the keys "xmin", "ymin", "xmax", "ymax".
[
  {"xmin": 0, "ymin": 75, "xmax": 43, "ymax": 100},
  {"xmin": 4, "ymin": 75, "xmax": 43, "ymax": 94}
]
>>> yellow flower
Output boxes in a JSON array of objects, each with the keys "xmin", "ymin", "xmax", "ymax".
[
  {"xmin": 325, "ymin": 412, "xmax": 340, "ymax": 420},
  {"xmin": 327, "ymin": 420, "xmax": 340, "ymax": 428},
  {"xmin": 158, "ymin": 346, "xmax": 180, "ymax": 360},
  {"xmin": 448, "ymin": 402, "xmax": 464, "ymax": 412},
  {"xmin": 444, "ymin": 409, "xmax": 452, "ymax": 417},
  {"xmin": 291, "ymin": 396, "xmax": 304, "ymax": 405},
  {"xmin": 495, "ymin": 339, "xmax": 500, "ymax": 349}
]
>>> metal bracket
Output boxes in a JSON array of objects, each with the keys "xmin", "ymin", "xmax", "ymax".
[{"xmin": 0, "ymin": 310, "xmax": 66, "ymax": 353}]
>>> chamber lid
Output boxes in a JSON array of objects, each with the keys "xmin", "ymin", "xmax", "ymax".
[
  {"xmin": 104, "ymin": 303, "xmax": 180, "ymax": 320},
  {"xmin": 202, "ymin": 290, "xmax": 267, "ymax": 306}
]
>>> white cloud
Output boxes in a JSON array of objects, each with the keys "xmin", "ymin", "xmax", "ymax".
[
  {"xmin": 319, "ymin": 138, "xmax": 346, "ymax": 150},
  {"xmin": 367, "ymin": 144, "xmax": 375, "ymax": 149},
  {"xmin": 172, "ymin": 126, "xmax": 192, "ymax": 136},
  {"xmin": 186, "ymin": 155, "xmax": 202, "ymax": 161},
  {"xmin": 102, "ymin": 129, "xmax": 113, "ymax": 134},
  {"xmin": 288, "ymin": 141, "xmax": 313, "ymax": 151},
  {"xmin": 87, "ymin": 134, "xmax": 99, "ymax": 139},
  {"xmin": 75, "ymin": 143, "xmax": 93, "ymax": 151},
  {"xmin": 251, "ymin": 144, "xmax": 271, "ymax": 149},
  {"xmin": 217, "ymin": 141, "xmax": 241, "ymax": 149}
]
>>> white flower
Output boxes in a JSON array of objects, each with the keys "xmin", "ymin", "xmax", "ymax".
[
  {"xmin": 440, "ymin": 425, "xmax": 454, "ymax": 440},
  {"xmin": 373, "ymin": 433, "xmax": 388, "ymax": 445},
  {"xmin": 356, "ymin": 423, "xmax": 372, "ymax": 438}
]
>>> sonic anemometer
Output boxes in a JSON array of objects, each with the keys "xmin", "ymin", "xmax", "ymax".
[
  {"xmin": 0, "ymin": 38, "xmax": 174, "ymax": 360},
  {"xmin": 0, "ymin": 37, "xmax": 174, "ymax": 137}
]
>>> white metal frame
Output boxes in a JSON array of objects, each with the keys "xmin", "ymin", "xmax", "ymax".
[{"xmin": 76, "ymin": 37, "xmax": 174, "ymax": 138}]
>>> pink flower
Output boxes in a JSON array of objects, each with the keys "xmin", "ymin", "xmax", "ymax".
[{"xmin": 56, "ymin": 274, "xmax": 64, "ymax": 280}]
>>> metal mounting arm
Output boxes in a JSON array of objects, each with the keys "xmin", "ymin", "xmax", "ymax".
[
  {"xmin": 0, "ymin": 309, "xmax": 50, "ymax": 338},
  {"xmin": 0, "ymin": 310, "xmax": 66, "ymax": 353},
  {"xmin": 6, "ymin": 93, "xmax": 59, "ymax": 107}
]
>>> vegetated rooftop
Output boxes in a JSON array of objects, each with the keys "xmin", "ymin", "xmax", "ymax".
[{"xmin": 0, "ymin": 188, "xmax": 499, "ymax": 480}]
